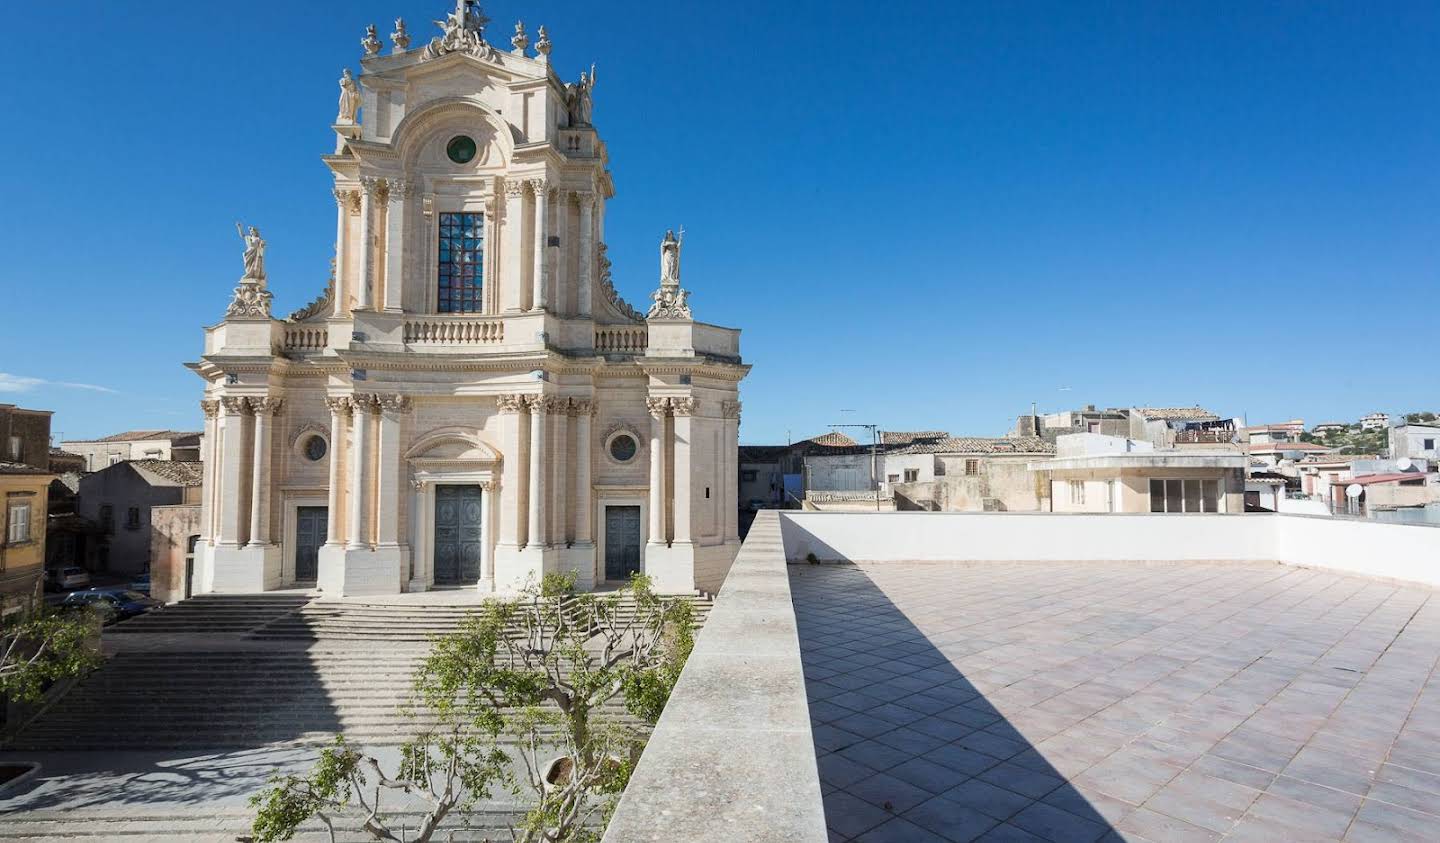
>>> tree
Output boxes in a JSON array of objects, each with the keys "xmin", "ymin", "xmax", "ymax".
[
  {"xmin": 0, "ymin": 605, "xmax": 101, "ymax": 704},
  {"xmin": 250, "ymin": 573, "xmax": 694, "ymax": 843}
]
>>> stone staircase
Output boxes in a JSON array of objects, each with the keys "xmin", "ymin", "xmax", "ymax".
[{"xmin": 6, "ymin": 592, "xmax": 712, "ymax": 752}]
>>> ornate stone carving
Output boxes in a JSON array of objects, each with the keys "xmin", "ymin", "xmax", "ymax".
[
  {"xmin": 479, "ymin": 479, "xmax": 497, "ymax": 492},
  {"xmin": 325, "ymin": 396, "xmax": 353, "ymax": 416},
  {"xmin": 669, "ymin": 397, "xmax": 697, "ymax": 417},
  {"xmin": 391, "ymin": 18, "xmax": 411, "ymax": 52},
  {"xmin": 337, "ymin": 69, "xmax": 360, "ymax": 124},
  {"xmin": 721, "ymin": 399, "xmax": 742, "ymax": 421},
  {"xmin": 534, "ymin": 25, "xmax": 551, "ymax": 57},
  {"xmin": 375, "ymin": 394, "xmax": 413, "ymax": 413},
  {"xmin": 503, "ymin": 180, "xmax": 526, "ymax": 198},
  {"xmin": 524, "ymin": 394, "xmax": 550, "ymax": 414},
  {"xmin": 387, "ymin": 178, "xmax": 412, "ymax": 202},
  {"xmin": 495, "ymin": 393, "xmax": 525, "ymax": 413},
  {"xmin": 525, "ymin": 178, "xmax": 549, "ymax": 198},
  {"xmin": 235, "ymin": 223, "xmax": 266, "ymax": 282},
  {"xmin": 565, "ymin": 66, "xmax": 595, "ymax": 126},
  {"xmin": 226, "ymin": 227, "xmax": 273, "ymax": 319},
  {"xmin": 411, "ymin": 479, "xmax": 427, "ymax": 491},
  {"xmin": 351, "ymin": 393, "xmax": 380, "ymax": 412},
  {"xmin": 421, "ymin": 0, "xmax": 495, "ymax": 62},
  {"xmin": 511, "ymin": 20, "xmax": 528, "ymax": 53},
  {"xmin": 567, "ymin": 398, "xmax": 595, "ymax": 417},
  {"xmin": 333, "ymin": 187, "xmax": 358, "ymax": 208},
  {"xmin": 200, "ymin": 399, "xmax": 220, "ymax": 419},
  {"xmin": 248, "ymin": 397, "xmax": 285, "ymax": 416},
  {"xmin": 596, "ymin": 243, "xmax": 643, "ymax": 322},
  {"xmin": 362, "ymin": 24, "xmax": 382, "ymax": 56},
  {"xmin": 646, "ymin": 229, "xmax": 692, "ymax": 320},
  {"xmin": 645, "ymin": 397, "xmax": 670, "ymax": 418},
  {"xmin": 290, "ymin": 421, "xmax": 328, "ymax": 447},
  {"xmin": 360, "ymin": 176, "xmax": 388, "ymax": 201},
  {"xmin": 219, "ymin": 396, "xmax": 251, "ymax": 416},
  {"xmin": 287, "ymin": 259, "xmax": 334, "ymax": 323}
]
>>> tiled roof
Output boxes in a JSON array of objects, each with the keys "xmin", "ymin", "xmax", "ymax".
[
  {"xmin": 0, "ymin": 461, "xmax": 50, "ymax": 476},
  {"xmin": 76, "ymin": 430, "xmax": 202, "ymax": 444},
  {"xmin": 1248, "ymin": 442, "xmax": 1332, "ymax": 453},
  {"xmin": 50, "ymin": 447, "xmax": 83, "ymax": 458},
  {"xmin": 881, "ymin": 431, "xmax": 950, "ymax": 446},
  {"xmin": 1136, "ymin": 407, "xmax": 1220, "ymax": 421},
  {"xmin": 896, "ymin": 436, "xmax": 1055, "ymax": 455},
  {"xmin": 1341, "ymin": 472, "xmax": 1430, "ymax": 486},
  {"xmin": 807, "ymin": 432, "xmax": 857, "ymax": 447},
  {"xmin": 129, "ymin": 460, "xmax": 204, "ymax": 487}
]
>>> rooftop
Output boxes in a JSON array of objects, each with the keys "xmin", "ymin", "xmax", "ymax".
[
  {"xmin": 881, "ymin": 431, "xmax": 951, "ymax": 446},
  {"xmin": 0, "ymin": 461, "xmax": 51, "ymax": 476},
  {"xmin": 1135, "ymin": 407, "xmax": 1220, "ymax": 422},
  {"xmin": 65, "ymin": 430, "xmax": 202, "ymax": 445},
  {"xmin": 128, "ymin": 460, "xmax": 204, "ymax": 487}
]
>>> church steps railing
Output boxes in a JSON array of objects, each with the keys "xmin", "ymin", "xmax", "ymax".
[
  {"xmin": 594, "ymin": 325, "xmax": 648, "ymax": 354},
  {"xmin": 403, "ymin": 315, "xmax": 505, "ymax": 345}
]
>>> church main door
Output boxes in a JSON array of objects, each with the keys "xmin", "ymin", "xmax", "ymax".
[
  {"xmin": 294, "ymin": 506, "xmax": 326, "ymax": 581},
  {"xmin": 604, "ymin": 505, "xmax": 642, "ymax": 582},
  {"xmin": 434, "ymin": 485, "xmax": 483, "ymax": 585}
]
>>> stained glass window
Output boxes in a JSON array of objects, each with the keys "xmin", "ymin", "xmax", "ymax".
[{"xmin": 437, "ymin": 212, "xmax": 484, "ymax": 313}]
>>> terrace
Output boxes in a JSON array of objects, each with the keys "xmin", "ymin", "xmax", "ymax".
[{"xmin": 607, "ymin": 511, "xmax": 1440, "ymax": 842}]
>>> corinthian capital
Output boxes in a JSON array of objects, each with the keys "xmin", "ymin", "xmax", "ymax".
[
  {"xmin": 526, "ymin": 178, "xmax": 549, "ymax": 199},
  {"xmin": 496, "ymin": 393, "xmax": 525, "ymax": 413},
  {"xmin": 524, "ymin": 394, "xmax": 550, "ymax": 414},
  {"xmin": 200, "ymin": 399, "xmax": 220, "ymax": 419},
  {"xmin": 721, "ymin": 399, "xmax": 742, "ymax": 421},
  {"xmin": 645, "ymin": 397, "xmax": 670, "ymax": 418},
  {"xmin": 387, "ymin": 179, "xmax": 416, "ymax": 201},
  {"xmin": 503, "ymin": 180, "xmax": 526, "ymax": 198},
  {"xmin": 670, "ymin": 397, "xmax": 697, "ymax": 417},
  {"xmin": 360, "ymin": 176, "xmax": 388, "ymax": 200},
  {"xmin": 376, "ymin": 394, "xmax": 413, "ymax": 413},
  {"xmin": 333, "ymin": 187, "xmax": 359, "ymax": 209},
  {"xmin": 325, "ymin": 396, "xmax": 353, "ymax": 415},
  {"xmin": 248, "ymin": 397, "xmax": 285, "ymax": 416},
  {"xmin": 567, "ymin": 398, "xmax": 595, "ymax": 417},
  {"xmin": 351, "ymin": 393, "xmax": 380, "ymax": 411},
  {"xmin": 219, "ymin": 396, "xmax": 251, "ymax": 416}
]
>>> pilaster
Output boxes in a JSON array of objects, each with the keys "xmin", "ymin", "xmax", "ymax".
[
  {"xmin": 198, "ymin": 400, "xmax": 218, "ymax": 544},
  {"xmin": 670, "ymin": 397, "xmax": 696, "ymax": 546},
  {"xmin": 576, "ymin": 192, "xmax": 595, "ymax": 319},
  {"xmin": 357, "ymin": 177, "xmax": 385, "ymax": 310},
  {"xmin": 215, "ymin": 397, "xmax": 250, "ymax": 549},
  {"xmin": 526, "ymin": 394, "xmax": 549, "ymax": 547},
  {"xmin": 528, "ymin": 179, "xmax": 549, "ymax": 312},
  {"xmin": 324, "ymin": 397, "xmax": 351, "ymax": 545},
  {"xmin": 246, "ymin": 396, "xmax": 284, "ymax": 547},
  {"xmin": 333, "ymin": 188, "xmax": 358, "ymax": 316},
  {"xmin": 382, "ymin": 179, "xmax": 411, "ymax": 312},
  {"xmin": 502, "ymin": 181, "xmax": 526, "ymax": 313},
  {"xmin": 646, "ymin": 397, "xmax": 669, "ymax": 547},
  {"xmin": 348, "ymin": 393, "xmax": 377, "ymax": 549},
  {"xmin": 375, "ymin": 394, "xmax": 412, "ymax": 547}
]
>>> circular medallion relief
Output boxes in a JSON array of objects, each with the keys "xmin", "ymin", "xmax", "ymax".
[
  {"xmin": 608, "ymin": 434, "xmax": 638, "ymax": 463},
  {"xmin": 303, "ymin": 435, "xmax": 328, "ymax": 462},
  {"xmin": 446, "ymin": 135, "xmax": 477, "ymax": 164}
]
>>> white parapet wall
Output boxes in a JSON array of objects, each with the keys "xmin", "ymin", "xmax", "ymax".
[{"xmin": 779, "ymin": 512, "xmax": 1440, "ymax": 589}]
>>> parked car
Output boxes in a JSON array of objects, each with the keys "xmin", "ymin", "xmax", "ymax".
[
  {"xmin": 129, "ymin": 573, "xmax": 152, "ymax": 596},
  {"xmin": 46, "ymin": 566, "xmax": 91, "ymax": 592},
  {"xmin": 61, "ymin": 588, "xmax": 160, "ymax": 624}
]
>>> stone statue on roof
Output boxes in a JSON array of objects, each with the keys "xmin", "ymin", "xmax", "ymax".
[
  {"xmin": 235, "ymin": 223, "xmax": 266, "ymax": 281},
  {"xmin": 336, "ymin": 69, "xmax": 360, "ymax": 124}
]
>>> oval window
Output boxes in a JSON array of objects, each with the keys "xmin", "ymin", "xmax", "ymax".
[
  {"xmin": 303, "ymin": 436, "xmax": 328, "ymax": 462},
  {"xmin": 446, "ymin": 135, "xmax": 477, "ymax": 164},
  {"xmin": 609, "ymin": 434, "xmax": 637, "ymax": 463}
]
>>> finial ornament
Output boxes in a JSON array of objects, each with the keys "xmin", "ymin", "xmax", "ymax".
[
  {"xmin": 511, "ymin": 20, "xmax": 528, "ymax": 54},
  {"xmin": 391, "ymin": 18, "xmax": 411, "ymax": 52},
  {"xmin": 422, "ymin": 0, "xmax": 495, "ymax": 61},
  {"xmin": 362, "ymin": 24, "xmax": 382, "ymax": 56},
  {"xmin": 647, "ymin": 229, "xmax": 692, "ymax": 320},
  {"xmin": 228, "ymin": 223, "xmax": 272, "ymax": 319},
  {"xmin": 336, "ymin": 69, "xmax": 360, "ymax": 124},
  {"xmin": 535, "ymin": 25, "xmax": 551, "ymax": 58}
]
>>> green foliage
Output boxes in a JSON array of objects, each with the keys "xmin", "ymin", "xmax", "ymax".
[
  {"xmin": 1405, "ymin": 411, "xmax": 1437, "ymax": 424},
  {"xmin": 0, "ymin": 605, "xmax": 101, "ymax": 704},
  {"xmin": 249, "ymin": 574, "xmax": 696, "ymax": 843}
]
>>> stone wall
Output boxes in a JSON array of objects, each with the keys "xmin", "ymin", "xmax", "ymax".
[{"xmin": 150, "ymin": 504, "xmax": 201, "ymax": 603}]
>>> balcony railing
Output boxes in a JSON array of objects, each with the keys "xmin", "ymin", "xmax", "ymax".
[
  {"xmin": 403, "ymin": 316, "xmax": 505, "ymax": 345},
  {"xmin": 281, "ymin": 325, "xmax": 328, "ymax": 352},
  {"xmin": 594, "ymin": 325, "xmax": 648, "ymax": 354}
]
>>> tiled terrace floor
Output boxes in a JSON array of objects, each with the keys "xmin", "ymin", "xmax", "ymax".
[{"xmin": 791, "ymin": 561, "xmax": 1440, "ymax": 842}]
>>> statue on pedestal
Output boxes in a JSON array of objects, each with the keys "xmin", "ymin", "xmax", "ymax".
[
  {"xmin": 647, "ymin": 229, "xmax": 692, "ymax": 320},
  {"xmin": 336, "ymin": 69, "xmax": 360, "ymax": 124},
  {"xmin": 227, "ymin": 223, "xmax": 273, "ymax": 319},
  {"xmin": 236, "ymin": 223, "xmax": 266, "ymax": 281}
]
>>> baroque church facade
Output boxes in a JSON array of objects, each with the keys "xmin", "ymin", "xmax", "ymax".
[{"xmin": 188, "ymin": 2, "xmax": 747, "ymax": 597}]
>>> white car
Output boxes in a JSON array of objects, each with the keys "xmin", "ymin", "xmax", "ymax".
[{"xmin": 49, "ymin": 566, "xmax": 91, "ymax": 591}]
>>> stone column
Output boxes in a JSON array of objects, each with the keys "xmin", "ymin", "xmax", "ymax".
[
  {"xmin": 529, "ymin": 179, "xmax": 549, "ymax": 312},
  {"xmin": 246, "ymin": 397, "xmax": 283, "ymax": 547},
  {"xmin": 480, "ymin": 478, "xmax": 497, "ymax": 589},
  {"xmin": 215, "ymin": 397, "xmax": 250, "ymax": 548},
  {"xmin": 357, "ymin": 177, "xmax": 385, "ymax": 310},
  {"xmin": 324, "ymin": 397, "xmax": 351, "ymax": 545},
  {"xmin": 573, "ymin": 400, "xmax": 594, "ymax": 544},
  {"xmin": 410, "ymin": 480, "xmax": 431, "ymax": 589},
  {"xmin": 553, "ymin": 400, "xmax": 569, "ymax": 544},
  {"xmin": 526, "ymin": 395, "xmax": 548, "ymax": 547},
  {"xmin": 496, "ymin": 395, "xmax": 525, "ymax": 549},
  {"xmin": 332, "ymin": 188, "xmax": 356, "ymax": 316},
  {"xmin": 347, "ymin": 394, "xmax": 376, "ymax": 549},
  {"xmin": 647, "ymin": 398, "xmax": 669, "ymax": 546},
  {"xmin": 375, "ymin": 395, "xmax": 411, "ymax": 547},
  {"xmin": 670, "ymin": 398, "xmax": 695, "ymax": 545},
  {"xmin": 723, "ymin": 400, "xmax": 742, "ymax": 542},
  {"xmin": 382, "ymin": 179, "xmax": 410, "ymax": 312},
  {"xmin": 198, "ymin": 400, "xmax": 219, "ymax": 544},
  {"xmin": 502, "ymin": 181, "xmax": 525, "ymax": 313},
  {"xmin": 577, "ymin": 192, "xmax": 594, "ymax": 319}
]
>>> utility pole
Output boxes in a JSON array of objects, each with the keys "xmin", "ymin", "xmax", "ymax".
[{"xmin": 830, "ymin": 423, "xmax": 881, "ymax": 510}]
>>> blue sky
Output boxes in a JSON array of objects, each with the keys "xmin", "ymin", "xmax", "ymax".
[{"xmin": 2, "ymin": 1, "xmax": 1437, "ymax": 445}]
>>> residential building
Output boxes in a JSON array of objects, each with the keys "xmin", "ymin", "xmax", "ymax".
[
  {"xmin": 1128, "ymin": 406, "xmax": 1237, "ymax": 447},
  {"xmin": 1245, "ymin": 441, "xmax": 1334, "ymax": 469},
  {"xmin": 1360, "ymin": 412, "xmax": 1390, "ymax": 431},
  {"xmin": 1031, "ymin": 433, "xmax": 1246, "ymax": 513},
  {"xmin": 738, "ymin": 445, "xmax": 789, "ymax": 511},
  {"xmin": 60, "ymin": 430, "xmax": 202, "ymax": 472},
  {"xmin": 1334, "ymin": 472, "xmax": 1436, "ymax": 513},
  {"xmin": 1310, "ymin": 422, "xmax": 1347, "ymax": 436},
  {"xmin": 76, "ymin": 461, "xmax": 204, "ymax": 576},
  {"xmin": 1242, "ymin": 420, "xmax": 1304, "ymax": 444},
  {"xmin": 0, "ymin": 404, "xmax": 56, "ymax": 617},
  {"xmin": 1014, "ymin": 405, "xmax": 1129, "ymax": 443},
  {"xmin": 1389, "ymin": 422, "xmax": 1440, "ymax": 462},
  {"xmin": 188, "ymin": 3, "xmax": 747, "ymax": 598}
]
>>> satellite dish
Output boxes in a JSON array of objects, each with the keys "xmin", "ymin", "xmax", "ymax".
[
  {"xmin": 1345, "ymin": 483, "xmax": 1363, "ymax": 499},
  {"xmin": 1397, "ymin": 457, "xmax": 1413, "ymax": 471}
]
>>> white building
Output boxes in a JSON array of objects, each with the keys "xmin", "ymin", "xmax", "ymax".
[
  {"xmin": 1389, "ymin": 423, "xmax": 1440, "ymax": 463},
  {"xmin": 1031, "ymin": 433, "xmax": 1246, "ymax": 513},
  {"xmin": 1360, "ymin": 412, "xmax": 1390, "ymax": 431},
  {"xmin": 187, "ymin": 2, "xmax": 747, "ymax": 597},
  {"xmin": 61, "ymin": 431, "xmax": 203, "ymax": 472}
]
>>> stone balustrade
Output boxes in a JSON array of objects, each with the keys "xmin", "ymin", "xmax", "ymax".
[
  {"xmin": 402, "ymin": 315, "xmax": 505, "ymax": 345},
  {"xmin": 594, "ymin": 325, "xmax": 648, "ymax": 354},
  {"xmin": 281, "ymin": 325, "xmax": 328, "ymax": 352}
]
